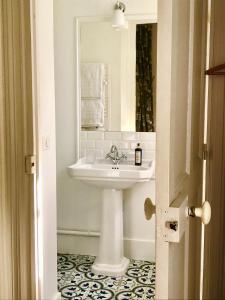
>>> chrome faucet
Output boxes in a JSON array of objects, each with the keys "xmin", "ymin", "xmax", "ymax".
[{"xmin": 105, "ymin": 145, "xmax": 127, "ymax": 165}]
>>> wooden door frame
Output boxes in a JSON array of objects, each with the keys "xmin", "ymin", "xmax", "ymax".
[
  {"xmin": 203, "ymin": 0, "xmax": 225, "ymax": 298},
  {"xmin": 3, "ymin": 0, "xmax": 221, "ymax": 299},
  {"xmin": 0, "ymin": 0, "xmax": 38, "ymax": 299}
]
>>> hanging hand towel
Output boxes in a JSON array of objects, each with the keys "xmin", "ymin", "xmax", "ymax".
[
  {"xmin": 81, "ymin": 63, "xmax": 105, "ymax": 99},
  {"xmin": 81, "ymin": 99, "xmax": 104, "ymax": 128}
]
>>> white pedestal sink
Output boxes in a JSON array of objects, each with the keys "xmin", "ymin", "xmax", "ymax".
[{"xmin": 67, "ymin": 158, "xmax": 155, "ymax": 276}]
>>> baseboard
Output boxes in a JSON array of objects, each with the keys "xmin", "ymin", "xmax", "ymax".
[
  {"xmin": 57, "ymin": 233, "xmax": 155, "ymax": 262},
  {"xmin": 124, "ymin": 237, "xmax": 155, "ymax": 261}
]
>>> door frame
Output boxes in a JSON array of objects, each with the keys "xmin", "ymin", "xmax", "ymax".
[
  {"xmin": 0, "ymin": 0, "xmax": 38, "ymax": 298},
  {"xmin": 29, "ymin": 0, "xmax": 59, "ymax": 299},
  {"xmin": 29, "ymin": 0, "xmax": 223, "ymax": 300},
  {"xmin": 203, "ymin": 0, "xmax": 225, "ymax": 298}
]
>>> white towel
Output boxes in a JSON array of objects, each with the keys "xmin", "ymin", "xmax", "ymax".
[
  {"xmin": 81, "ymin": 63, "xmax": 105, "ymax": 98},
  {"xmin": 81, "ymin": 99, "xmax": 104, "ymax": 128}
]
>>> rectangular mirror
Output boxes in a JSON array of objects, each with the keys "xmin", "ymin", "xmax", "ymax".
[{"xmin": 80, "ymin": 20, "xmax": 157, "ymax": 132}]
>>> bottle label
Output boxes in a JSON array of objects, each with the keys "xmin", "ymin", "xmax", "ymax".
[{"xmin": 135, "ymin": 151, "xmax": 141, "ymax": 164}]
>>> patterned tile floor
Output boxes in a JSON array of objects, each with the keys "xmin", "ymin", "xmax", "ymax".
[{"xmin": 57, "ymin": 254, "xmax": 155, "ymax": 300}]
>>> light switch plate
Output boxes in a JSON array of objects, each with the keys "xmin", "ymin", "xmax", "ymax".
[{"xmin": 42, "ymin": 136, "xmax": 50, "ymax": 151}]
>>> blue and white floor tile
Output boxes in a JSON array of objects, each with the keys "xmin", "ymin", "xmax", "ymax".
[{"xmin": 58, "ymin": 254, "xmax": 155, "ymax": 300}]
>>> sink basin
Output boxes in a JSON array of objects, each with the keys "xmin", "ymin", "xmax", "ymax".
[
  {"xmin": 67, "ymin": 158, "xmax": 154, "ymax": 189},
  {"xmin": 67, "ymin": 158, "xmax": 155, "ymax": 276}
]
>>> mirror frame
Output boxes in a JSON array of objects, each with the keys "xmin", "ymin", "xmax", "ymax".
[{"xmin": 74, "ymin": 14, "xmax": 157, "ymax": 159}]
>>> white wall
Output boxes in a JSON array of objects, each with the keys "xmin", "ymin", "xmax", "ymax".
[
  {"xmin": 34, "ymin": 0, "xmax": 58, "ymax": 299},
  {"xmin": 54, "ymin": 0, "xmax": 157, "ymax": 261}
]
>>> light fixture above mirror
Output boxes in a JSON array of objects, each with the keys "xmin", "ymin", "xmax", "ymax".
[{"xmin": 112, "ymin": 1, "xmax": 128, "ymax": 30}]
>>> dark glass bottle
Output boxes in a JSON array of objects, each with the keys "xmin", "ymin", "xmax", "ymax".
[{"xmin": 135, "ymin": 143, "xmax": 142, "ymax": 166}]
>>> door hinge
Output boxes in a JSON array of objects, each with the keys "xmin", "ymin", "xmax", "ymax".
[
  {"xmin": 25, "ymin": 155, "xmax": 36, "ymax": 174},
  {"xmin": 202, "ymin": 143, "xmax": 208, "ymax": 160}
]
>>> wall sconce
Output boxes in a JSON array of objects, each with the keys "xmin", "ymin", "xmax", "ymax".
[{"xmin": 112, "ymin": 1, "xmax": 128, "ymax": 30}]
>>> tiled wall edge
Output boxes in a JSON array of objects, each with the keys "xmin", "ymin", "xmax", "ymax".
[
  {"xmin": 80, "ymin": 131, "xmax": 156, "ymax": 161},
  {"xmin": 81, "ymin": 131, "xmax": 156, "ymax": 142}
]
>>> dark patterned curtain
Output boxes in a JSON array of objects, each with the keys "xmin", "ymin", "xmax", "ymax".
[{"xmin": 136, "ymin": 24, "xmax": 154, "ymax": 132}]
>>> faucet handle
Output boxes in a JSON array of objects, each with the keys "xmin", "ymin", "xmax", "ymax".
[
  {"xmin": 117, "ymin": 153, "xmax": 127, "ymax": 164},
  {"xmin": 105, "ymin": 153, "xmax": 110, "ymax": 159},
  {"xmin": 122, "ymin": 153, "xmax": 127, "ymax": 160},
  {"xmin": 110, "ymin": 145, "xmax": 118, "ymax": 153}
]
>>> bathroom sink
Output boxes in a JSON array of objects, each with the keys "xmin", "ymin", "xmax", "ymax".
[
  {"xmin": 67, "ymin": 158, "xmax": 154, "ymax": 189},
  {"xmin": 67, "ymin": 158, "xmax": 155, "ymax": 276}
]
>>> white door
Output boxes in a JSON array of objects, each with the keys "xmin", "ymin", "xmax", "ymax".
[{"xmin": 156, "ymin": 0, "xmax": 208, "ymax": 299}]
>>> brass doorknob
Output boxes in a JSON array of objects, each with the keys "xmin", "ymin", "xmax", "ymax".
[
  {"xmin": 187, "ymin": 201, "xmax": 211, "ymax": 225},
  {"xmin": 144, "ymin": 198, "xmax": 156, "ymax": 220}
]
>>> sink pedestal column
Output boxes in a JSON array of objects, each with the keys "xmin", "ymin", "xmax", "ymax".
[{"xmin": 91, "ymin": 189, "xmax": 129, "ymax": 276}]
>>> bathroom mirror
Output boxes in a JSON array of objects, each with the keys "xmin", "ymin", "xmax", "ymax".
[{"xmin": 79, "ymin": 20, "xmax": 157, "ymax": 132}]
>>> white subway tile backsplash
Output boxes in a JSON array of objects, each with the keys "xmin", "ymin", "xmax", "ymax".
[
  {"xmin": 139, "ymin": 132, "xmax": 156, "ymax": 141},
  {"xmin": 104, "ymin": 132, "xmax": 122, "ymax": 140},
  {"xmin": 81, "ymin": 140, "xmax": 95, "ymax": 149},
  {"xmin": 103, "ymin": 148, "xmax": 110, "ymax": 156},
  {"xmin": 122, "ymin": 132, "xmax": 140, "ymax": 141},
  {"xmin": 130, "ymin": 142, "xmax": 154, "ymax": 150},
  {"xmin": 86, "ymin": 149, "xmax": 96, "ymax": 162},
  {"xmin": 142, "ymin": 151, "xmax": 155, "ymax": 160},
  {"xmin": 86, "ymin": 140, "xmax": 95, "ymax": 148},
  {"xmin": 95, "ymin": 149, "xmax": 104, "ymax": 159},
  {"xmin": 80, "ymin": 131, "xmax": 87, "ymax": 140},
  {"xmin": 87, "ymin": 131, "xmax": 104, "ymax": 140},
  {"xmin": 112, "ymin": 141, "xmax": 130, "ymax": 150},
  {"xmin": 95, "ymin": 140, "xmax": 112, "ymax": 149},
  {"xmin": 130, "ymin": 142, "xmax": 139, "ymax": 150},
  {"xmin": 140, "ymin": 142, "xmax": 155, "ymax": 150},
  {"xmin": 125, "ymin": 150, "xmax": 135, "ymax": 161},
  {"xmin": 81, "ymin": 140, "xmax": 86, "ymax": 149},
  {"xmin": 80, "ymin": 148, "xmax": 86, "ymax": 158},
  {"xmin": 80, "ymin": 131, "xmax": 155, "ymax": 162}
]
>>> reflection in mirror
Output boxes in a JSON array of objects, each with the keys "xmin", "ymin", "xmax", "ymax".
[{"xmin": 80, "ymin": 21, "xmax": 157, "ymax": 132}]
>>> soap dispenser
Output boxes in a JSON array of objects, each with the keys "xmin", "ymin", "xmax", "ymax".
[{"xmin": 135, "ymin": 143, "xmax": 142, "ymax": 166}]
